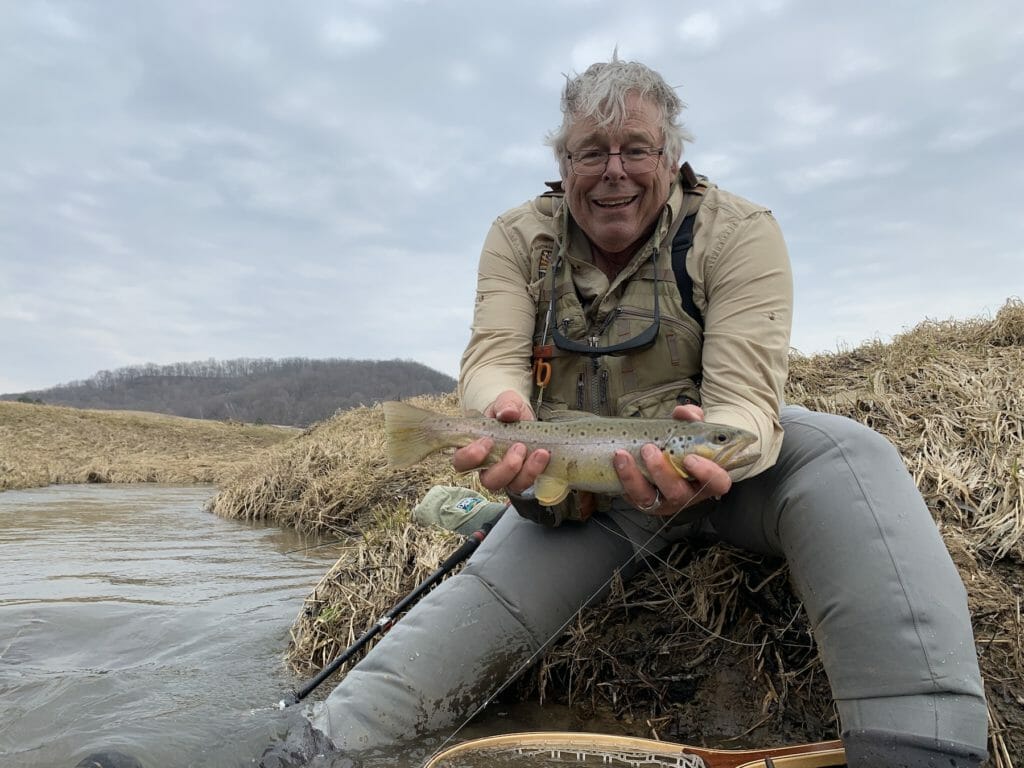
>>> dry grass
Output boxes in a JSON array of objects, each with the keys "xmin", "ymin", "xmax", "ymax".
[
  {"xmin": 208, "ymin": 391, "xmax": 494, "ymax": 536},
  {"xmin": 786, "ymin": 298, "xmax": 1024, "ymax": 562},
  {"xmin": 0, "ymin": 401, "xmax": 296, "ymax": 490},
  {"xmin": 209, "ymin": 298, "xmax": 1023, "ymax": 765},
  {"xmin": 9, "ymin": 298, "xmax": 1018, "ymax": 760},
  {"xmin": 289, "ymin": 521, "xmax": 462, "ymax": 672}
]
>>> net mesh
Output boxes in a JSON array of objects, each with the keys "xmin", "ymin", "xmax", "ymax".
[{"xmin": 431, "ymin": 744, "xmax": 708, "ymax": 768}]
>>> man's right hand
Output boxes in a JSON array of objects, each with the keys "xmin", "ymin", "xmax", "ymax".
[{"xmin": 451, "ymin": 390, "xmax": 550, "ymax": 494}]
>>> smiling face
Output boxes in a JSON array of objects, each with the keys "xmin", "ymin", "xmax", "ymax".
[{"xmin": 562, "ymin": 93, "xmax": 679, "ymax": 263}]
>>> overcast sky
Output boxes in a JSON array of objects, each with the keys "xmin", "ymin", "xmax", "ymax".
[{"xmin": 2, "ymin": 1, "xmax": 1021, "ymax": 394}]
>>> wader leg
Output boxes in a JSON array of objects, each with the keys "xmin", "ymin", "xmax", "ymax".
[
  {"xmin": 711, "ymin": 406, "xmax": 988, "ymax": 767},
  {"xmin": 309, "ymin": 508, "xmax": 638, "ymax": 752}
]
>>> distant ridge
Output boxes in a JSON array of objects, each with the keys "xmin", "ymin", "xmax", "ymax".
[{"xmin": 1, "ymin": 357, "xmax": 456, "ymax": 427}]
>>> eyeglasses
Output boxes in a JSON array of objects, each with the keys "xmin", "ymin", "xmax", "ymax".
[
  {"xmin": 566, "ymin": 147, "xmax": 665, "ymax": 176},
  {"xmin": 545, "ymin": 249, "xmax": 661, "ymax": 357}
]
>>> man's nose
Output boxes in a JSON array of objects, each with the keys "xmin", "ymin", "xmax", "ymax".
[{"xmin": 603, "ymin": 152, "xmax": 627, "ymax": 178}]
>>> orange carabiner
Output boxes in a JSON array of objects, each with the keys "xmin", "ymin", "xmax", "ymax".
[
  {"xmin": 533, "ymin": 359, "xmax": 552, "ymax": 388},
  {"xmin": 532, "ymin": 345, "xmax": 554, "ymax": 389}
]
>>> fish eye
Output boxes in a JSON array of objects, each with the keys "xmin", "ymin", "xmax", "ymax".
[{"xmin": 714, "ymin": 433, "xmax": 729, "ymax": 444}]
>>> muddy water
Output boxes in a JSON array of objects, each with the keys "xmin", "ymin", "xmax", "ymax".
[
  {"xmin": 0, "ymin": 484, "xmax": 615, "ymax": 768},
  {"xmin": 0, "ymin": 484, "xmax": 349, "ymax": 767}
]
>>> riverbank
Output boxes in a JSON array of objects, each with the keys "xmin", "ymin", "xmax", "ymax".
[
  {"xmin": 0, "ymin": 401, "xmax": 297, "ymax": 491},
  {"xmin": 3, "ymin": 300, "xmax": 1020, "ymax": 763},
  {"xmin": 210, "ymin": 299, "xmax": 1023, "ymax": 764}
]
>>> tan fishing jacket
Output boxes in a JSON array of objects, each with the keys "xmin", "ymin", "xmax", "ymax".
[{"xmin": 459, "ymin": 166, "xmax": 792, "ymax": 480}]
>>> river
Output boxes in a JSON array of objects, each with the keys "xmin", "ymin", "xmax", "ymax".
[
  {"xmin": 0, "ymin": 484, "xmax": 615, "ymax": 768},
  {"xmin": 0, "ymin": 484, "xmax": 350, "ymax": 767}
]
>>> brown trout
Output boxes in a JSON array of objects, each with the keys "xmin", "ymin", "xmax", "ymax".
[{"xmin": 383, "ymin": 401, "xmax": 759, "ymax": 506}]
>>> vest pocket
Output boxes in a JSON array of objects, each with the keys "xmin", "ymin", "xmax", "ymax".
[{"xmin": 616, "ymin": 379, "xmax": 702, "ymax": 419}]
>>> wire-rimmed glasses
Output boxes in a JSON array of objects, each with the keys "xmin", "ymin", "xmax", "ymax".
[{"xmin": 567, "ymin": 147, "xmax": 665, "ymax": 176}]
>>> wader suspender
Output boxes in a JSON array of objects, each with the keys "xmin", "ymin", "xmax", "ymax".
[{"xmin": 670, "ymin": 211, "xmax": 702, "ymax": 329}]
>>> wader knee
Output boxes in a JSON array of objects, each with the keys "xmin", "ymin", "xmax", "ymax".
[
  {"xmin": 309, "ymin": 509, "xmax": 636, "ymax": 752},
  {"xmin": 716, "ymin": 407, "xmax": 988, "ymax": 760},
  {"xmin": 310, "ymin": 571, "xmax": 536, "ymax": 751}
]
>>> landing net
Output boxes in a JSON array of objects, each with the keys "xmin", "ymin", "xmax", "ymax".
[{"xmin": 423, "ymin": 732, "xmax": 846, "ymax": 768}]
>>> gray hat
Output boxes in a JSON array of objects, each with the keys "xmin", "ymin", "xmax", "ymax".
[{"xmin": 412, "ymin": 486, "xmax": 507, "ymax": 535}]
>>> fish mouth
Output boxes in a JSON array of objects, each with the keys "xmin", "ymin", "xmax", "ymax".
[{"xmin": 715, "ymin": 435, "xmax": 760, "ymax": 471}]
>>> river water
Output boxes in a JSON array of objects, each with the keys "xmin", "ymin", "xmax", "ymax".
[
  {"xmin": 0, "ymin": 484, "xmax": 349, "ymax": 768},
  {"xmin": 0, "ymin": 484, "xmax": 611, "ymax": 768}
]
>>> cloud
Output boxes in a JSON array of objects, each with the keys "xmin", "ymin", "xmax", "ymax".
[
  {"xmin": 771, "ymin": 92, "xmax": 838, "ymax": 146},
  {"xmin": 447, "ymin": 61, "xmax": 479, "ymax": 86},
  {"xmin": 783, "ymin": 157, "xmax": 857, "ymax": 192},
  {"xmin": 928, "ymin": 105, "xmax": 1022, "ymax": 153},
  {"xmin": 498, "ymin": 144, "xmax": 551, "ymax": 169},
  {"xmin": 25, "ymin": 2, "xmax": 84, "ymax": 40},
  {"xmin": 1, "ymin": 0, "xmax": 1021, "ymax": 394},
  {"xmin": 846, "ymin": 113, "xmax": 904, "ymax": 138},
  {"xmin": 567, "ymin": 13, "xmax": 667, "ymax": 72},
  {"xmin": 826, "ymin": 46, "xmax": 887, "ymax": 83},
  {"xmin": 689, "ymin": 149, "xmax": 741, "ymax": 178},
  {"xmin": 676, "ymin": 12, "xmax": 721, "ymax": 53},
  {"xmin": 320, "ymin": 17, "xmax": 382, "ymax": 52},
  {"xmin": 0, "ymin": 297, "xmax": 39, "ymax": 323}
]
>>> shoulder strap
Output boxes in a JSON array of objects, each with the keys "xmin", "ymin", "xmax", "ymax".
[
  {"xmin": 541, "ymin": 166, "xmax": 704, "ymax": 330},
  {"xmin": 670, "ymin": 211, "xmax": 703, "ymax": 329}
]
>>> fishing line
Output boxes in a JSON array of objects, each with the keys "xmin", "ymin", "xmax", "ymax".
[
  {"xmin": 589, "ymin": 517, "xmax": 808, "ymax": 650},
  {"xmin": 434, "ymin": 480, "xmax": 717, "ymax": 754},
  {"xmin": 589, "ymin": 516, "xmax": 766, "ymax": 649}
]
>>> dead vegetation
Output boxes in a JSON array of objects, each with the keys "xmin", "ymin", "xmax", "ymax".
[
  {"xmin": 10, "ymin": 302, "xmax": 1017, "ymax": 761},
  {"xmin": 206, "ymin": 392, "xmax": 489, "ymax": 535},
  {"xmin": 0, "ymin": 401, "xmax": 296, "ymax": 490},
  {"xmin": 208, "ymin": 298, "xmax": 1021, "ymax": 766},
  {"xmin": 25, "ymin": 296, "xmax": 991, "ymax": 765}
]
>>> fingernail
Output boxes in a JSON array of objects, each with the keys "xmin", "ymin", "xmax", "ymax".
[
  {"xmin": 613, "ymin": 452, "xmax": 628, "ymax": 470},
  {"xmin": 641, "ymin": 444, "xmax": 658, "ymax": 460},
  {"xmin": 683, "ymin": 455, "xmax": 701, "ymax": 471}
]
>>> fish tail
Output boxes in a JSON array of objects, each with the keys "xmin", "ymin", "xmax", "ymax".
[{"xmin": 382, "ymin": 401, "xmax": 453, "ymax": 468}]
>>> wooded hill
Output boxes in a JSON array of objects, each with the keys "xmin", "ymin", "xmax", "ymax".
[{"xmin": 1, "ymin": 357, "xmax": 456, "ymax": 427}]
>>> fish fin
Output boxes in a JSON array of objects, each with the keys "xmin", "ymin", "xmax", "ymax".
[
  {"xmin": 662, "ymin": 448, "xmax": 694, "ymax": 480},
  {"xmin": 382, "ymin": 401, "xmax": 449, "ymax": 468},
  {"xmin": 535, "ymin": 474, "xmax": 571, "ymax": 506}
]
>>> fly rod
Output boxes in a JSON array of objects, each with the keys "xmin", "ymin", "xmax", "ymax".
[{"xmin": 280, "ymin": 508, "xmax": 506, "ymax": 708}]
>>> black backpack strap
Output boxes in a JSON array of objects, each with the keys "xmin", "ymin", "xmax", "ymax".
[{"xmin": 670, "ymin": 211, "xmax": 703, "ymax": 329}]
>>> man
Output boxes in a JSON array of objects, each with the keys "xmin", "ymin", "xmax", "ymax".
[{"xmin": 299, "ymin": 57, "xmax": 988, "ymax": 767}]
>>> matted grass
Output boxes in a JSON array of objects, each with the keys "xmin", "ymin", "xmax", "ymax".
[
  {"xmin": 207, "ymin": 392, "xmax": 493, "ymax": 535},
  {"xmin": 208, "ymin": 299, "xmax": 1022, "ymax": 766},
  {"xmin": 0, "ymin": 401, "xmax": 297, "ymax": 490}
]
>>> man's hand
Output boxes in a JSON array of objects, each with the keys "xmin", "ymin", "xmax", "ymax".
[
  {"xmin": 613, "ymin": 403, "xmax": 733, "ymax": 516},
  {"xmin": 451, "ymin": 390, "xmax": 550, "ymax": 494}
]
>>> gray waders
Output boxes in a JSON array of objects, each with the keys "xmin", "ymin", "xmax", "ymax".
[{"xmin": 307, "ymin": 407, "xmax": 988, "ymax": 767}]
